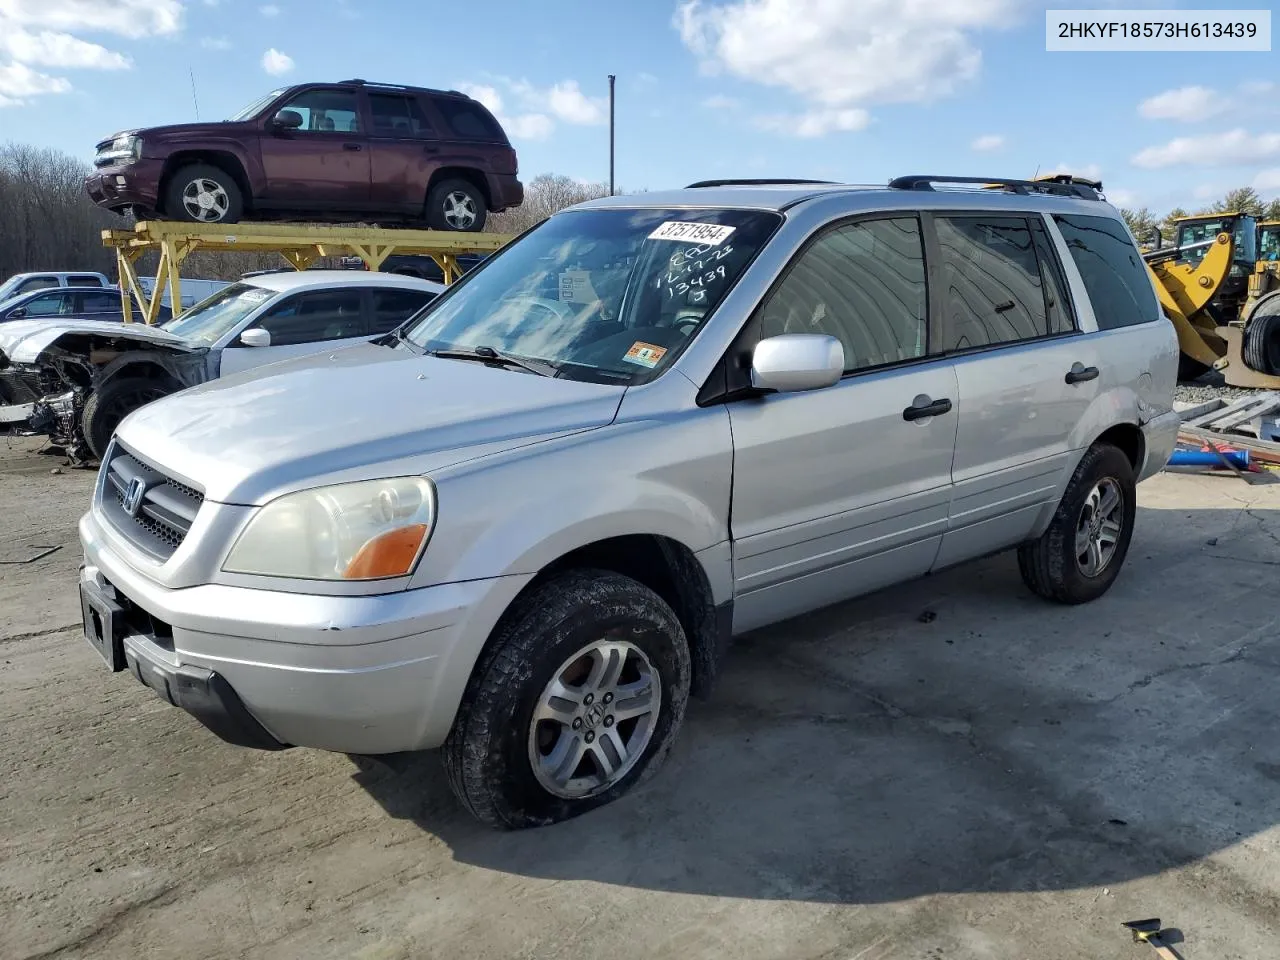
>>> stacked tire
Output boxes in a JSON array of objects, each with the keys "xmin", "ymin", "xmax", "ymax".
[{"xmin": 1244, "ymin": 292, "xmax": 1280, "ymax": 376}]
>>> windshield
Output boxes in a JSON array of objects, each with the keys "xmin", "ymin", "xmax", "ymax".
[
  {"xmin": 228, "ymin": 88, "xmax": 285, "ymax": 122},
  {"xmin": 161, "ymin": 282, "xmax": 275, "ymax": 343},
  {"xmin": 401, "ymin": 207, "xmax": 781, "ymax": 384},
  {"xmin": 1260, "ymin": 225, "xmax": 1280, "ymax": 262}
]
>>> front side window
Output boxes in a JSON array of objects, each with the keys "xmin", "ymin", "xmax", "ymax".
[
  {"xmin": 162, "ymin": 282, "xmax": 277, "ymax": 343},
  {"xmin": 277, "ymin": 89, "xmax": 361, "ymax": 133},
  {"xmin": 1054, "ymin": 214, "xmax": 1159, "ymax": 330},
  {"xmin": 16, "ymin": 276, "xmax": 58, "ymax": 294},
  {"xmin": 757, "ymin": 216, "xmax": 929, "ymax": 372},
  {"xmin": 402, "ymin": 208, "xmax": 781, "ymax": 384},
  {"xmin": 21, "ymin": 293, "xmax": 69, "ymax": 316},
  {"xmin": 254, "ymin": 289, "xmax": 365, "ymax": 345},
  {"xmin": 369, "ymin": 94, "xmax": 434, "ymax": 139},
  {"xmin": 935, "ymin": 216, "xmax": 1047, "ymax": 351}
]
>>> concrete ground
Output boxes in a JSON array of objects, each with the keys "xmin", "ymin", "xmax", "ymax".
[{"xmin": 2, "ymin": 434, "xmax": 1279, "ymax": 960}]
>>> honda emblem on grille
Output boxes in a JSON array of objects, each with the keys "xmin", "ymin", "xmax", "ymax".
[{"xmin": 122, "ymin": 477, "xmax": 146, "ymax": 517}]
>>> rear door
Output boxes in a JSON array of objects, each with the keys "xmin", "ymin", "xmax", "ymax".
[
  {"xmin": 930, "ymin": 212, "xmax": 1101, "ymax": 568},
  {"xmin": 258, "ymin": 86, "xmax": 370, "ymax": 206},
  {"xmin": 76, "ymin": 290, "xmax": 124, "ymax": 320},
  {"xmin": 219, "ymin": 288, "xmax": 368, "ymax": 375},
  {"xmin": 368, "ymin": 286, "xmax": 437, "ymax": 336},
  {"xmin": 367, "ymin": 92, "xmax": 442, "ymax": 210},
  {"xmin": 726, "ymin": 214, "xmax": 959, "ymax": 633}
]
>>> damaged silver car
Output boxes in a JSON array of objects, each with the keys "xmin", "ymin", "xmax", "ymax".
[{"xmin": 0, "ymin": 271, "xmax": 443, "ymax": 462}]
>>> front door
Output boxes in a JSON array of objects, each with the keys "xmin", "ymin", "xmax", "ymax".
[
  {"xmin": 258, "ymin": 86, "xmax": 370, "ymax": 206},
  {"xmin": 929, "ymin": 213, "xmax": 1101, "ymax": 568},
  {"xmin": 727, "ymin": 215, "xmax": 959, "ymax": 634},
  {"xmin": 219, "ymin": 288, "xmax": 369, "ymax": 376}
]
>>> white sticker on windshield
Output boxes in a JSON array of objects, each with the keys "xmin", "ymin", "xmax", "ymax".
[
  {"xmin": 647, "ymin": 221, "xmax": 736, "ymax": 245},
  {"xmin": 558, "ymin": 269, "xmax": 597, "ymax": 303}
]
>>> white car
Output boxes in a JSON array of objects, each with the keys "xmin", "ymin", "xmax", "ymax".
[{"xmin": 0, "ymin": 270, "xmax": 443, "ymax": 460}]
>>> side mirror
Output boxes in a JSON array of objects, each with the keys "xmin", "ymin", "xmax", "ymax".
[
  {"xmin": 240, "ymin": 327, "xmax": 272, "ymax": 347},
  {"xmin": 9, "ymin": 307, "xmax": 26, "ymax": 319},
  {"xmin": 750, "ymin": 334, "xmax": 844, "ymax": 393},
  {"xmin": 272, "ymin": 110, "xmax": 304, "ymax": 130}
]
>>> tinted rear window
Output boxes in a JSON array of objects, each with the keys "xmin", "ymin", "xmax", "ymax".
[
  {"xmin": 1053, "ymin": 214, "xmax": 1159, "ymax": 330},
  {"xmin": 433, "ymin": 97, "xmax": 505, "ymax": 141}
]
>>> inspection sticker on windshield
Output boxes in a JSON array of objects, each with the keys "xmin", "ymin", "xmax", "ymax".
[
  {"xmin": 623, "ymin": 341, "xmax": 667, "ymax": 368},
  {"xmin": 647, "ymin": 221, "xmax": 736, "ymax": 245}
]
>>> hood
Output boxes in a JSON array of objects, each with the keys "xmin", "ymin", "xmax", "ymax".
[
  {"xmin": 117, "ymin": 343, "xmax": 626, "ymax": 504},
  {"xmin": 96, "ymin": 122, "xmax": 251, "ymax": 149},
  {"xmin": 0, "ymin": 319, "xmax": 192, "ymax": 364}
]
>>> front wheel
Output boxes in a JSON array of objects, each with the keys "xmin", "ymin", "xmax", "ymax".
[
  {"xmin": 442, "ymin": 570, "xmax": 691, "ymax": 829},
  {"xmin": 1018, "ymin": 442, "xmax": 1137, "ymax": 604},
  {"xmin": 81, "ymin": 376, "xmax": 172, "ymax": 461},
  {"xmin": 425, "ymin": 178, "xmax": 486, "ymax": 232},
  {"xmin": 163, "ymin": 163, "xmax": 243, "ymax": 224}
]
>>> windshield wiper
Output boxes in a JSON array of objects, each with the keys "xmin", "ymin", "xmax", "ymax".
[{"xmin": 428, "ymin": 345, "xmax": 559, "ymax": 377}]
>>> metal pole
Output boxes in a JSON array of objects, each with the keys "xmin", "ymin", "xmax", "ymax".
[{"xmin": 608, "ymin": 74, "xmax": 615, "ymax": 196}]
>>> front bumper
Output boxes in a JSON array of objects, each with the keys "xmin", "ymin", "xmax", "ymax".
[
  {"xmin": 84, "ymin": 159, "xmax": 164, "ymax": 214},
  {"xmin": 79, "ymin": 508, "xmax": 532, "ymax": 754}
]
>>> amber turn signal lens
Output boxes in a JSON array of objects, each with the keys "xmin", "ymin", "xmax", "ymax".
[{"xmin": 342, "ymin": 523, "xmax": 429, "ymax": 579}]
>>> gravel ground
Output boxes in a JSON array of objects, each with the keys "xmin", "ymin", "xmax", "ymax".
[{"xmin": 1174, "ymin": 370, "xmax": 1261, "ymax": 406}]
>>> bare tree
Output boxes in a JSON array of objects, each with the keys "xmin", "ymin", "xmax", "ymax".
[{"xmin": 485, "ymin": 173, "xmax": 612, "ymax": 235}]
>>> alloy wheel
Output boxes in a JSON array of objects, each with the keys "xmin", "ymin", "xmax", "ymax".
[
  {"xmin": 1075, "ymin": 477, "xmax": 1124, "ymax": 578},
  {"xmin": 442, "ymin": 191, "xmax": 477, "ymax": 229},
  {"xmin": 181, "ymin": 178, "xmax": 230, "ymax": 222}
]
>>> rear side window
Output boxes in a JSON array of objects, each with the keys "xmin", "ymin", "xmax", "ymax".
[
  {"xmin": 370, "ymin": 287, "xmax": 436, "ymax": 334},
  {"xmin": 1052, "ymin": 214, "xmax": 1159, "ymax": 330},
  {"xmin": 935, "ymin": 216, "xmax": 1047, "ymax": 351},
  {"xmin": 433, "ymin": 97, "xmax": 504, "ymax": 141},
  {"xmin": 369, "ymin": 93, "xmax": 435, "ymax": 139},
  {"xmin": 79, "ymin": 292, "xmax": 120, "ymax": 313},
  {"xmin": 67, "ymin": 275, "xmax": 104, "ymax": 287},
  {"xmin": 254, "ymin": 289, "xmax": 365, "ymax": 345},
  {"xmin": 758, "ymin": 216, "xmax": 929, "ymax": 372}
]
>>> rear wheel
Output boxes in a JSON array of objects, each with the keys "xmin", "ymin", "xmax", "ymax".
[
  {"xmin": 1018, "ymin": 443, "xmax": 1136, "ymax": 604},
  {"xmin": 425, "ymin": 178, "xmax": 486, "ymax": 232},
  {"xmin": 442, "ymin": 569, "xmax": 691, "ymax": 829},
  {"xmin": 164, "ymin": 163, "xmax": 243, "ymax": 224},
  {"xmin": 81, "ymin": 376, "xmax": 173, "ymax": 461}
]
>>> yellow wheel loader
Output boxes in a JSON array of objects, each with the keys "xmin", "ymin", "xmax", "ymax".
[{"xmin": 1145, "ymin": 212, "xmax": 1280, "ymax": 387}]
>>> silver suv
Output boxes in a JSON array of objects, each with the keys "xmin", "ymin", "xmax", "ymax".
[{"xmin": 77, "ymin": 175, "xmax": 1180, "ymax": 829}]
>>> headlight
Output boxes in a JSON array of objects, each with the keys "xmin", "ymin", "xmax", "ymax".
[
  {"xmin": 223, "ymin": 477, "xmax": 436, "ymax": 581},
  {"xmin": 97, "ymin": 135, "xmax": 141, "ymax": 165}
]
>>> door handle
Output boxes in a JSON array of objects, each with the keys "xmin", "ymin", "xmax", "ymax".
[
  {"xmin": 902, "ymin": 396, "xmax": 953, "ymax": 421},
  {"xmin": 1065, "ymin": 363, "xmax": 1099, "ymax": 384},
  {"xmin": 423, "ymin": 145, "xmax": 440, "ymax": 154},
  {"xmin": 343, "ymin": 142, "xmax": 362, "ymax": 151}
]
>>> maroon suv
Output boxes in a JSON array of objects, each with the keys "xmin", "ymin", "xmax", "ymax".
[{"xmin": 85, "ymin": 79, "xmax": 523, "ymax": 232}]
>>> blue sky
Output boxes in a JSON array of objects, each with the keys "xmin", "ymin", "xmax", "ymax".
[{"xmin": 0, "ymin": 0, "xmax": 1277, "ymax": 216}]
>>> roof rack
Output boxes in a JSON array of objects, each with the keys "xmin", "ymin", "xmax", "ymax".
[
  {"xmin": 339, "ymin": 78, "xmax": 464, "ymax": 97},
  {"xmin": 888, "ymin": 174, "xmax": 1103, "ymax": 201},
  {"xmin": 685, "ymin": 178, "xmax": 839, "ymax": 189}
]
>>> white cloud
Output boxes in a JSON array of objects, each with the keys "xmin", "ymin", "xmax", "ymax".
[
  {"xmin": 1105, "ymin": 187, "xmax": 1139, "ymax": 208},
  {"xmin": 459, "ymin": 83, "xmax": 502, "ymax": 113},
  {"xmin": 674, "ymin": 0, "xmax": 1017, "ymax": 135},
  {"xmin": 259, "ymin": 3, "xmax": 280, "ymax": 15},
  {"xmin": 971, "ymin": 133, "xmax": 1005, "ymax": 152},
  {"xmin": 1138, "ymin": 85, "xmax": 1226, "ymax": 123},
  {"xmin": 1254, "ymin": 169, "xmax": 1280, "ymax": 193},
  {"xmin": 261, "ymin": 48, "xmax": 294, "ymax": 75},
  {"xmin": 504, "ymin": 113, "xmax": 554, "ymax": 140},
  {"xmin": 0, "ymin": 27, "xmax": 129, "ymax": 69},
  {"xmin": 755, "ymin": 107, "xmax": 870, "ymax": 138},
  {"xmin": 511, "ymin": 78, "xmax": 605, "ymax": 125},
  {"xmin": 702, "ymin": 93, "xmax": 739, "ymax": 110},
  {"xmin": 0, "ymin": 60, "xmax": 70, "ymax": 103},
  {"xmin": 0, "ymin": 0, "xmax": 182, "ymax": 38},
  {"xmin": 1132, "ymin": 129, "xmax": 1280, "ymax": 168},
  {"xmin": 200, "ymin": 36, "xmax": 231, "ymax": 50},
  {"xmin": 1241, "ymin": 80, "xmax": 1275, "ymax": 96},
  {"xmin": 635, "ymin": 71, "xmax": 658, "ymax": 84},
  {"xmin": 1042, "ymin": 162, "xmax": 1103, "ymax": 182}
]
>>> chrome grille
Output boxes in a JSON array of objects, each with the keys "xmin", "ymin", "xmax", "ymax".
[{"xmin": 100, "ymin": 445, "xmax": 204, "ymax": 559}]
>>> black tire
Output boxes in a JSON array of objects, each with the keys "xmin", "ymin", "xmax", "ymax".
[
  {"xmin": 1244, "ymin": 295, "xmax": 1280, "ymax": 375},
  {"xmin": 425, "ymin": 178, "xmax": 486, "ymax": 232},
  {"xmin": 442, "ymin": 569, "xmax": 691, "ymax": 829},
  {"xmin": 163, "ymin": 163, "xmax": 244, "ymax": 224},
  {"xmin": 1018, "ymin": 443, "xmax": 1137, "ymax": 605},
  {"xmin": 1177, "ymin": 354, "xmax": 1211, "ymax": 382},
  {"xmin": 81, "ymin": 376, "xmax": 173, "ymax": 461}
]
